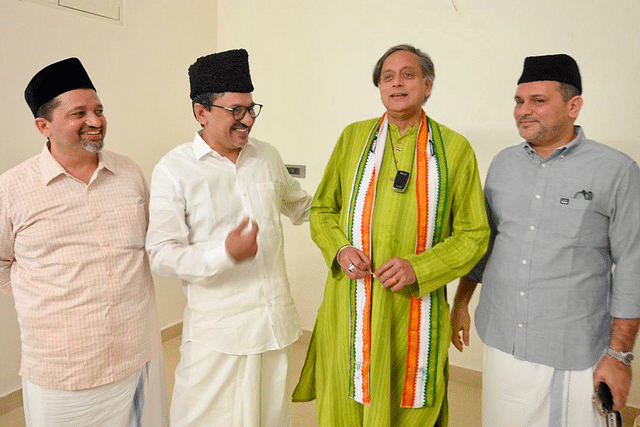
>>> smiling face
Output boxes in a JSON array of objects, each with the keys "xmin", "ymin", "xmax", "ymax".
[
  {"xmin": 36, "ymin": 88, "xmax": 107, "ymax": 155},
  {"xmin": 378, "ymin": 50, "xmax": 432, "ymax": 126},
  {"xmin": 195, "ymin": 92, "xmax": 256, "ymax": 161},
  {"xmin": 514, "ymin": 80, "xmax": 582, "ymax": 156}
]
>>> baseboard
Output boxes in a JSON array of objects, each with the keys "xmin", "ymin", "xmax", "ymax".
[
  {"xmin": 0, "ymin": 388, "xmax": 22, "ymax": 416},
  {"xmin": 161, "ymin": 321, "xmax": 182, "ymax": 342},
  {"xmin": 0, "ymin": 322, "xmax": 184, "ymax": 416}
]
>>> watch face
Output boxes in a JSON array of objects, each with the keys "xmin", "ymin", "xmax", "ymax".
[{"xmin": 624, "ymin": 353, "xmax": 634, "ymax": 364}]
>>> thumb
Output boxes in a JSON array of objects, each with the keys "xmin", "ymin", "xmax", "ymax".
[
  {"xmin": 463, "ymin": 327, "xmax": 470, "ymax": 347},
  {"xmin": 247, "ymin": 221, "xmax": 259, "ymax": 240},
  {"xmin": 233, "ymin": 217, "xmax": 251, "ymax": 234}
]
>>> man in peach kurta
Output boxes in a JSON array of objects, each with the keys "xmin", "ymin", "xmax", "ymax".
[{"xmin": 0, "ymin": 58, "xmax": 166, "ymax": 427}]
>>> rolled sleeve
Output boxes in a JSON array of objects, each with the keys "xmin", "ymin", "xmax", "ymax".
[{"xmin": 609, "ymin": 161, "xmax": 640, "ymax": 318}]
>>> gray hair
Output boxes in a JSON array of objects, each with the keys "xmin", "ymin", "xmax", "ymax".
[
  {"xmin": 191, "ymin": 92, "xmax": 226, "ymax": 111},
  {"xmin": 35, "ymin": 97, "xmax": 62, "ymax": 121},
  {"xmin": 372, "ymin": 44, "xmax": 435, "ymax": 87},
  {"xmin": 191, "ymin": 92, "xmax": 227, "ymax": 123},
  {"xmin": 559, "ymin": 83, "xmax": 580, "ymax": 102}
]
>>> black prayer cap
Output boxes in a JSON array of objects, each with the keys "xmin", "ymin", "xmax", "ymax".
[
  {"xmin": 24, "ymin": 57, "xmax": 96, "ymax": 117},
  {"xmin": 188, "ymin": 49, "xmax": 254, "ymax": 100},
  {"xmin": 517, "ymin": 54, "xmax": 582, "ymax": 94}
]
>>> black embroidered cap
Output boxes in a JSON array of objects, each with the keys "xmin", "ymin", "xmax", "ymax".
[
  {"xmin": 188, "ymin": 49, "xmax": 254, "ymax": 99},
  {"xmin": 518, "ymin": 54, "xmax": 582, "ymax": 94},
  {"xmin": 24, "ymin": 57, "xmax": 96, "ymax": 117}
]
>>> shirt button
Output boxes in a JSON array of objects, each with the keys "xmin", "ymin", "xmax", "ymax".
[
  {"xmin": 530, "ymin": 225, "xmax": 535, "ymax": 230},
  {"xmin": 520, "ymin": 292, "xmax": 525, "ymax": 296},
  {"xmin": 522, "ymin": 260, "xmax": 527, "ymax": 264},
  {"xmin": 541, "ymin": 164, "xmax": 546, "ymax": 168},
  {"xmin": 536, "ymin": 195, "xmax": 541, "ymax": 199},
  {"xmin": 518, "ymin": 324, "xmax": 524, "ymax": 328}
]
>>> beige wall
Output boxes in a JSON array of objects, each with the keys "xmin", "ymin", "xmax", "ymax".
[
  {"xmin": 217, "ymin": 0, "xmax": 640, "ymax": 407},
  {"xmin": 2, "ymin": 0, "xmax": 640, "ymax": 410},
  {"xmin": 0, "ymin": 0, "xmax": 217, "ymax": 396}
]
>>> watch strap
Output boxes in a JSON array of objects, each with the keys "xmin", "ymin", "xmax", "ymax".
[{"xmin": 606, "ymin": 348, "xmax": 634, "ymax": 366}]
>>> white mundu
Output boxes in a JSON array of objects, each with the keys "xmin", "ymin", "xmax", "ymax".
[
  {"xmin": 22, "ymin": 351, "xmax": 167, "ymax": 427},
  {"xmin": 483, "ymin": 345, "xmax": 606, "ymax": 427},
  {"xmin": 170, "ymin": 341, "xmax": 290, "ymax": 427}
]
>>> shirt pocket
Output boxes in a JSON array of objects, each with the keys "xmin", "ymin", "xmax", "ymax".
[
  {"xmin": 255, "ymin": 182, "xmax": 280, "ymax": 224},
  {"xmin": 551, "ymin": 198, "xmax": 606, "ymax": 244},
  {"xmin": 108, "ymin": 197, "xmax": 147, "ymax": 249}
]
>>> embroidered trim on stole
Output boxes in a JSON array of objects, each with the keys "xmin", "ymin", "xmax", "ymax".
[{"xmin": 346, "ymin": 112, "xmax": 446, "ymax": 408}]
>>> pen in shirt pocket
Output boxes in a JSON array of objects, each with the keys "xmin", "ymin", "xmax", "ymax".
[{"xmin": 573, "ymin": 190, "xmax": 593, "ymax": 200}]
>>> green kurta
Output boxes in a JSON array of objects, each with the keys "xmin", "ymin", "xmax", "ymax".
[{"xmin": 293, "ymin": 116, "xmax": 489, "ymax": 427}]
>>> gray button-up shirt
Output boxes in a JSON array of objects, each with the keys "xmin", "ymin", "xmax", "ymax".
[{"xmin": 471, "ymin": 126, "xmax": 640, "ymax": 370}]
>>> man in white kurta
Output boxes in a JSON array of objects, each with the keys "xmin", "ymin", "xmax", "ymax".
[{"xmin": 146, "ymin": 49, "xmax": 312, "ymax": 427}]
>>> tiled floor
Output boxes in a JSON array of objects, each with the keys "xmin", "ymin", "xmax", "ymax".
[{"xmin": 0, "ymin": 334, "xmax": 482, "ymax": 427}]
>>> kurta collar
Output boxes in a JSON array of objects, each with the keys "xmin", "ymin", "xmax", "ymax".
[{"xmin": 39, "ymin": 143, "xmax": 114, "ymax": 186}]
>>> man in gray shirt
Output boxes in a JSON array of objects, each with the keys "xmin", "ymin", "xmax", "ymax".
[{"xmin": 451, "ymin": 54, "xmax": 640, "ymax": 427}]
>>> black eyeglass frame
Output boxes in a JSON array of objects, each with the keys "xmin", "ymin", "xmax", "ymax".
[{"xmin": 211, "ymin": 103, "xmax": 263, "ymax": 121}]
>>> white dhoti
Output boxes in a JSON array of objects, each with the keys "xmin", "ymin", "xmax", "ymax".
[
  {"xmin": 482, "ymin": 345, "xmax": 607, "ymax": 427},
  {"xmin": 22, "ymin": 350, "xmax": 168, "ymax": 427},
  {"xmin": 170, "ymin": 340, "xmax": 291, "ymax": 427}
]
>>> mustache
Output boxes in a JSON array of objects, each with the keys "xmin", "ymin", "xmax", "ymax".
[
  {"xmin": 517, "ymin": 116, "xmax": 539, "ymax": 125},
  {"xmin": 232, "ymin": 122, "xmax": 250, "ymax": 130},
  {"xmin": 80, "ymin": 125, "xmax": 104, "ymax": 133}
]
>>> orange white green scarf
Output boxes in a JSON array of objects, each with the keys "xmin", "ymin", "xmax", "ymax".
[{"xmin": 346, "ymin": 111, "xmax": 448, "ymax": 408}]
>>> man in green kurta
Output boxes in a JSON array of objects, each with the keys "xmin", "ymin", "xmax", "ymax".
[{"xmin": 293, "ymin": 45, "xmax": 490, "ymax": 426}]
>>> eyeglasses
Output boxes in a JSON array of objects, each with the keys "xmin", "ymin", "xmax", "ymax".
[{"xmin": 211, "ymin": 103, "xmax": 262, "ymax": 121}]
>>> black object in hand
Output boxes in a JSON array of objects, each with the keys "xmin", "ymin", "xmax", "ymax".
[{"xmin": 594, "ymin": 382, "xmax": 622, "ymax": 427}]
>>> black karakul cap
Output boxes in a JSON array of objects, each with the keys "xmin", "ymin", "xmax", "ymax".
[
  {"xmin": 188, "ymin": 49, "xmax": 254, "ymax": 99},
  {"xmin": 24, "ymin": 57, "xmax": 96, "ymax": 117},
  {"xmin": 518, "ymin": 54, "xmax": 582, "ymax": 94}
]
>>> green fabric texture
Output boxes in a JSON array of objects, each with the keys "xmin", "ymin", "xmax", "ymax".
[{"xmin": 293, "ymin": 116, "xmax": 489, "ymax": 426}]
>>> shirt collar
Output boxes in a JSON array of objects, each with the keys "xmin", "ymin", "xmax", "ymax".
[
  {"xmin": 39, "ymin": 143, "xmax": 114, "ymax": 186},
  {"xmin": 192, "ymin": 130, "xmax": 253, "ymax": 160},
  {"xmin": 192, "ymin": 131, "xmax": 214, "ymax": 160},
  {"xmin": 523, "ymin": 125, "xmax": 585, "ymax": 162}
]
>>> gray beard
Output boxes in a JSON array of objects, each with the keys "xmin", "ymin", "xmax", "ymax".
[{"xmin": 82, "ymin": 140, "xmax": 103, "ymax": 153}]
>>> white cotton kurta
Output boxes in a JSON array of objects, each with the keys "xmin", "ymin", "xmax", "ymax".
[
  {"xmin": 146, "ymin": 132, "xmax": 311, "ymax": 355},
  {"xmin": 146, "ymin": 132, "xmax": 311, "ymax": 426}
]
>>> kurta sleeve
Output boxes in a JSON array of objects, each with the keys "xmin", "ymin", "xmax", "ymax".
[
  {"xmin": 465, "ymin": 160, "xmax": 500, "ymax": 283},
  {"xmin": 0, "ymin": 186, "xmax": 14, "ymax": 294},
  {"xmin": 405, "ymin": 137, "xmax": 490, "ymax": 298},
  {"xmin": 146, "ymin": 161, "xmax": 235, "ymax": 282},
  {"xmin": 310, "ymin": 127, "xmax": 354, "ymax": 276}
]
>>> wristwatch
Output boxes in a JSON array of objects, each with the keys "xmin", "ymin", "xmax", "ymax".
[{"xmin": 606, "ymin": 348, "xmax": 634, "ymax": 366}]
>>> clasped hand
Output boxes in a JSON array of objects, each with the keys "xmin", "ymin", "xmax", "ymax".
[
  {"xmin": 225, "ymin": 217, "xmax": 259, "ymax": 262},
  {"xmin": 337, "ymin": 246, "xmax": 416, "ymax": 292}
]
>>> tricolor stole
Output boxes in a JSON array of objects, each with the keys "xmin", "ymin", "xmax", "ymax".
[{"xmin": 346, "ymin": 111, "xmax": 448, "ymax": 408}]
